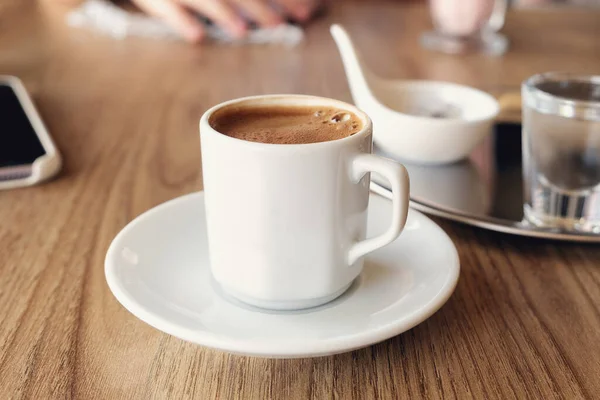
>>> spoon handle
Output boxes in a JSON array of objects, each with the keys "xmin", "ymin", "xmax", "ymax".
[{"xmin": 330, "ymin": 24, "xmax": 379, "ymax": 105}]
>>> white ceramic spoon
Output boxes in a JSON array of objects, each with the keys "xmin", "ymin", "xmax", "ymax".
[{"xmin": 330, "ymin": 24, "xmax": 500, "ymax": 165}]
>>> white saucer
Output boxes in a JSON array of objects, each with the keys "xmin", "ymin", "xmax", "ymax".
[{"xmin": 105, "ymin": 192, "xmax": 460, "ymax": 358}]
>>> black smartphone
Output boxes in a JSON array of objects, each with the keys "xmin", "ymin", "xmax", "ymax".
[{"xmin": 0, "ymin": 76, "xmax": 61, "ymax": 188}]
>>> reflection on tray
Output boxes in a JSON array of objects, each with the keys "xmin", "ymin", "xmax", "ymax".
[{"xmin": 374, "ymin": 122, "xmax": 524, "ymax": 222}]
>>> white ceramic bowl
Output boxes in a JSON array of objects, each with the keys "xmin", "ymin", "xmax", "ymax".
[{"xmin": 364, "ymin": 80, "xmax": 500, "ymax": 165}]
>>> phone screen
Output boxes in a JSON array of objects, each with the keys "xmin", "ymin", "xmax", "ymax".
[{"xmin": 0, "ymin": 84, "xmax": 46, "ymax": 168}]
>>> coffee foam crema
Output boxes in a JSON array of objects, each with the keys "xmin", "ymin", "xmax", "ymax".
[{"xmin": 210, "ymin": 105, "xmax": 363, "ymax": 145}]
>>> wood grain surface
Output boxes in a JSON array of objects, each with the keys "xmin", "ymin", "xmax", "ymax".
[{"xmin": 1, "ymin": 1, "xmax": 600, "ymax": 399}]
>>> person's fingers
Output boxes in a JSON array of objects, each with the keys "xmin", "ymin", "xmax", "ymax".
[
  {"xmin": 48, "ymin": 0, "xmax": 84, "ymax": 5},
  {"xmin": 274, "ymin": 0, "xmax": 319, "ymax": 22},
  {"xmin": 180, "ymin": 0, "xmax": 246, "ymax": 38},
  {"xmin": 229, "ymin": 0, "xmax": 282, "ymax": 27},
  {"xmin": 134, "ymin": 0, "xmax": 204, "ymax": 42}
]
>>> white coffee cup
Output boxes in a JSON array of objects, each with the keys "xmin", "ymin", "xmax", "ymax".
[{"xmin": 200, "ymin": 95, "xmax": 409, "ymax": 310}]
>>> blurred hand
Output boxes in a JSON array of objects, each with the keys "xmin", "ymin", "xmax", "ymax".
[{"xmin": 131, "ymin": 0, "xmax": 323, "ymax": 42}]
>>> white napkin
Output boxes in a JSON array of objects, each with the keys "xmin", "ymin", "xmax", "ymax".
[{"xmin": 67, "ymin": 0, "xmax": 304, "ymax": 45}]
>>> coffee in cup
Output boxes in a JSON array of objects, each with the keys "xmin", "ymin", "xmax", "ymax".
[{"xmin": 209, "ymin": 105, "xmax": 363, "ymax": 145}]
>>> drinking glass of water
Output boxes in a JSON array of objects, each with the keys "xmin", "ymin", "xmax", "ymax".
[{"xmin": 522, "ymin": 73, "xmax": 600, "ymax": 233}]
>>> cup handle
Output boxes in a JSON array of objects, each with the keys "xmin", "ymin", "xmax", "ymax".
[{"xmin": 348, "ymin": 154, "xmax": 410, "ymax": 265}]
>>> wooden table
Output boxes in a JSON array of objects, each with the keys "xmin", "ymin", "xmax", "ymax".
[{"xmin": 1, "ymin": 1, "xmax": 600, "ymax": 398}]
